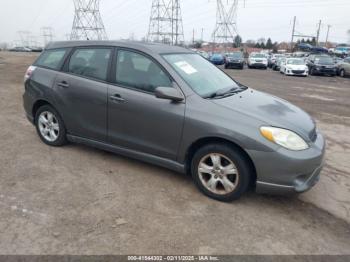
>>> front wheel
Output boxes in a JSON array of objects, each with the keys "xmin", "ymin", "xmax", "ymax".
[
  {"xmin": 35, "ymin": 105, "xmax": 67, "ymax": 146},
  {"xmin": 339, "ymin": 69, "xmax": 345, "ymax": 77},
  {"xmin": 191, "ymin": 144, "xmax": 252, "ymax": 202}
]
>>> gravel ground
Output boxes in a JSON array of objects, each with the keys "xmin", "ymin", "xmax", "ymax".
[{"xmin": 0, "ymin": 52, "xmax": 349, "ymax": 255}]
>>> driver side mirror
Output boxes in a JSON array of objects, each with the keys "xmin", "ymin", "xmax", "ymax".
[{"xmin": 155, "ymin": 87, "xmax": 184, "ymax": 102}]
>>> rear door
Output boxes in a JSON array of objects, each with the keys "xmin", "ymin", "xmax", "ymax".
[
  {"xmin": 107, "ymin": 49, "xmax": 185, "ymax": 160},
  {"xmin": 54, "ymin": 47, "xmax": 112, "ymax": 142}
]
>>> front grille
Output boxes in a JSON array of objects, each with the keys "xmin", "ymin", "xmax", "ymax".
[{"xmin": 292, "ymin": 70, "xmax": 305, "ymax": 74}]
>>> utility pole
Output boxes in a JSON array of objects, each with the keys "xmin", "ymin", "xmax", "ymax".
[
  {"xmin": 316, "ymin": 20, "xmax": 322, "ymax": 46},
  {"xmin": 325, "ymin": 25, "xmax": 331, "ymax": 47},
  {"xmin": 147, "ymin": 0, "xmax": 184, "ymax": 45},
  {"xmin": 70, "ymin": 0, "xmax": 108, "ymax": 40},
  {"xmin": 201, "ymin": 28, "xmax": 204, "ymax": 42},
  {"xmin": 291, "ymin": 16, "xmax": 296, "ymax": 51}
]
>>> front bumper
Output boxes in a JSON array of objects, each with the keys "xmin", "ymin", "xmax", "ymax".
[
  {"xmin": 211, "ymin": 60, "xmax": 224, "ymax": 65},
  {"xmin": 249, "ymin": 63, "xmax": 267, "ymax": 68},
  {"xmin": 249, "ymin": 131, "xmax": 325, "ymax": 195},
  {"xmin": 226, "ymin": 62, "xmax": 244, "ymax": 68},
  {"xmin": 285, "ymin": 69, "xmax": 308, "ymax": 76},
  {"xmin": 314, "ymin": 67, "xmax": 337, "ymax": 75}
]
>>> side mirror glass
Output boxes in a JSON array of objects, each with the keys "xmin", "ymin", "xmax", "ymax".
[{"xmin": 155, "ymin": 87, "xmax": 184, "ymax": 102}]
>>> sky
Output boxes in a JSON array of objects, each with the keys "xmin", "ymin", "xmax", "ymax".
[{"xmin": 0, "ymin": 0, "xmax": 349, "ymax": 46}]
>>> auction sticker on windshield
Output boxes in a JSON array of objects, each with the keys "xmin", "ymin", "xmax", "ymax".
[{"xmin": 174, "ymin": 61, "xmax": 198, "ymax": 75}]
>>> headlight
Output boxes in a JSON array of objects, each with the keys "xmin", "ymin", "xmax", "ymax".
[
  {"xmin": 260, "ymin": 126, "xmax": 309, "ymax": 151},
  {"xmin": 286, "ymin": 67, "xmax": 293, "ymax": 70}
]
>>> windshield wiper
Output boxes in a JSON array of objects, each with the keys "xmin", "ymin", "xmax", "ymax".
[{"xmin": 205, "ymin": 86, "xmax": 243, "ymax": 99}]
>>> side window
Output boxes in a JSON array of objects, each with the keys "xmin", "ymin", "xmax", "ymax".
[
  {"xmin": 68, "ymin": 48, "xmax": 111, "ymax": 81},
  {"xmin": 35, "ymin": 49, "xmax": 67, "ymax": 70},
  {"xmin": 116, "ymin": 50, "xmax": 172, "ymax": 93}
]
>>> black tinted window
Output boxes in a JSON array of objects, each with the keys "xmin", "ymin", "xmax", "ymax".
[
  {"xmin": 36, "ymin": 49, "xmax": 67, "ymax": 70},
  {"xmin": 69, "ymin": 48, "xmax": 111, "ymax": 81},
  {"xmin": 116, "ymin": 50, "xmax": 172, "ymax": 93}
]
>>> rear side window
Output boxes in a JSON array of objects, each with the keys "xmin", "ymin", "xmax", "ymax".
[
  {"xmin": 35, "ymin": 49, "xmax": 67, "ymax": 70},
  {"xmin": 68, "ymin": 48, "xmax": 111, "ymax": 81}
]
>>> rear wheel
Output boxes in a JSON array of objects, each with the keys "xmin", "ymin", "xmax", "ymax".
[
  {"xmin": 191, "ymin": 143, "xmax": 252, "ymax": 202},
  {"xmin": 35, "ymin": 105, "xmax": 67, "ymax": 146}
]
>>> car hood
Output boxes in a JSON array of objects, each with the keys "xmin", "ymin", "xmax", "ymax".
[{"xmin": 212, "ymin": 89, "xmax": 316, "ymax": 141}]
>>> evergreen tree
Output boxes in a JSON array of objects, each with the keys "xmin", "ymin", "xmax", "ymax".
[
  {"xmin": 234, "ymin": 35, "xmax": 242, "ymax": 48},
  {"xmin": 266, "ymin": 38, "xmax": 273, "ymax": 49}
]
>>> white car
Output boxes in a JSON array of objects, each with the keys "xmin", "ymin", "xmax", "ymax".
[
  {"xmin": 280, "ymin": 58, "xmax": 308, "ymax": 76},
  {"xmin": 248, "ymin": 53, "xmax": 268, "ymax": 69}
]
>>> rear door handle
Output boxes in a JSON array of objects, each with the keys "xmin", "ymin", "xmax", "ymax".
[
  {"xmin": 110, "ymin": 94, "xmax": 126, "ymax": 103},
  {"xmin": 57, "ymin": 81, "xmax": 69, "ymax": 88}
]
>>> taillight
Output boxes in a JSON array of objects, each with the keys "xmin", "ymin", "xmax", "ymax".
[{"xmin": 24, "ymin": 66, "xmax": 36, "ymax": 82}]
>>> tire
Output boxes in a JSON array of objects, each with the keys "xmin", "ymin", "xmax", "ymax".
[
  {"xmin": 191, "ymin": 143, "xmax": 252, "ymax": 202},
  {"xmin": 310, "ymin": 68, "xmax": 315, "ymax": 76},
  {"xmin": 35, "ymin": 105, "xmax": 67, "ymax": 146},
  {"xmin": 339, "ymin": 69, "xmax": 345, "ymax": 77}
]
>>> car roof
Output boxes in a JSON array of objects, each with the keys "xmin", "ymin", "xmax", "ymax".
[{"xmin": 45, "ymin": 40, "xmax": 193, "ymax": 55}]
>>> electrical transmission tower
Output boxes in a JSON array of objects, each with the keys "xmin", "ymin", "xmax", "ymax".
[
  {"xmin": 70, "ymin": 0, "xmax": 108, "ymax": 41},
  {"xmin": 147, "ymin": 0, "xmax": 184, "ymax": 45},
  {"xmin": 212, "ymin": 0, "xmax": 239, "ymax": 44},
  {"xmin": 41, "ymin": 27, "xmax": 54, "ymax": 46}
]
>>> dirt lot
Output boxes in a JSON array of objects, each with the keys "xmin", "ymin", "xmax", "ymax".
[{"xmin": 0, "ymin": 52, "xmax": 349, "ymax": 255}]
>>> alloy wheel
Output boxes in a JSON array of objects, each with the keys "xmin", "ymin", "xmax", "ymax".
[
  {"xmin": 198, "ymin": 153, "xmax": 239, "ymax": 195},
  {"xmin": 38, "ymin": 111, "xmax": 59, "ymax": 142}
]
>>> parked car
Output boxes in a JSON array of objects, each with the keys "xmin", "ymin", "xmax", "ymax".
[
  {"xmin": 209, "ymin": 53, "xmax": 225, "ymax": 65},
  {"xmin": 280, "ymin": 58, "xmax": 309, "ymax": 77},
  {"xmin": 247, "ymin": 53, "xmax": 268, "ymax": 69},
  {"xmin": 272, "ymin": 57, "xmax": 285, "ymax": 71},
  {"xmin": 23, "ymin": 41, "xmax": 325, "ymax": 202},
  {"xmin": 224, "ymin": 52, "xmax": 244, "ymax": 69},
  {"xmin": 268, "ymin": 54, "xmax": 283, "ymax": 68},
  {"xmin": 338, "ymin": 57, "xmax": 350, "ymax": 77},
  {"xmin": 197, "ymin": 50, "xmax": 210, "ymax": 60},
  {"xmin": 9, "ymin": 46, "xmax": 31, "ymax": 52},
  {"xmin": 29, "ymin": 46, "xmax": 43, "ymax": 52},
  {"xmin": 306, "ymin": 55, "xmax": 337, "ymax": 76}
]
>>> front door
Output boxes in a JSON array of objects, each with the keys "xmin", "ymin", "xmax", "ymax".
[{"xmin": 107, "ymin": 49, "xmax": 185, "ymax": 160}]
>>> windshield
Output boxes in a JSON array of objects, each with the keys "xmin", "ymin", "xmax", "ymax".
[
  {"xmin": 212, "ymin": 54, "xmax": 223, "ymax": 58},
  {"xmin": 287, "ymin": 59, "xmax": 305, "ymax": 65},
  {"xmin": 251, "ymin": 54, "xmax": 266, "ymax": 58},
  {"xmin": 315, "ymin": 57, "xmax": 334, "ymax": 64},
  {"xmin": 228, "ymin": 53, "xmax": 243, "ymax": 58},
  {"xmin": 163, "ymin": 53, "xmax": 240, "ymax": 97}
]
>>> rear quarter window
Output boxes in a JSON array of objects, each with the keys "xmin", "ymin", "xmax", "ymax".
[{"xmin": 35, "ymin": 49, "xmax": 68, "ymax": 70}]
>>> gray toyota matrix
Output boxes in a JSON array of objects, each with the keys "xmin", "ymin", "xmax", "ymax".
[{"xmin": 23, "ymin": 41, "xmax": 325, "ymax": 201}]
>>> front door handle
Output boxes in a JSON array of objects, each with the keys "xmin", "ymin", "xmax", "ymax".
[
  {"xmin": 57, "ymin": 81, "xmax": 69, "ymax": 88},
  {"xmin": 110, "ymin": 94, "xmax": 125, "ymax": 103}
]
